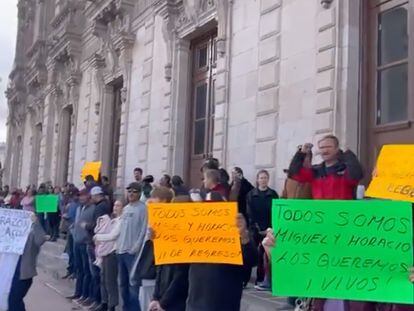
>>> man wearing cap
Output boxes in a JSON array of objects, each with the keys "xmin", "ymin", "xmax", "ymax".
[
  {"xmin": 86, "ymin": 186, "xmax": 112, "ymax": 310},
  {"xmin": 117, "ymin": 182, "xmax": 148, "ymax": 311},
  {"xmin": 70, "ymin": 188, "xmax": 96, "ymax": 307}
]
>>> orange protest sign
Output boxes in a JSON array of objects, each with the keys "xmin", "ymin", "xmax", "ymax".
[
  {"xmin": 81, "ymin": 161, "xmax": 102, "ymax": 182},
  {"xmin": 366, "ymin": 145, "xmax": 414, "ymax": 202},
  {"xmin": 148, "ymin": 202, "xmax": 243, "ymax": 265}
]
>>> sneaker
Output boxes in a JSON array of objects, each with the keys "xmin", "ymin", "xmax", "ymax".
[
  {"xmin": 73, "ymin": 296, "xmax": 86, "ymax": 304},
  {"xmin": 254, "ymin": 281, "xmax": 271, "ymax": 291},
  {"xmin": 87, "ymin": 302, "xmax": 100, "ymax": 310},
  {"xmin": 92, "ymin": 303, "xmax": 108, "ymax": 311},
  {"xmin": 82, "ymin": 298, "xmax": 95, "ymax": 307},
  {"xmin": 66, "ymin": 294, "xmax": 79, "ymax": 300},
  {"xmin": 62, "ymin": 272, "xmax": 72, "ymax": 279}
]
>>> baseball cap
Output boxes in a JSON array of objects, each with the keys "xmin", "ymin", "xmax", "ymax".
[
  {"xmin": 126, "ymin": 182, "xmax": 142, "ymax": 192},
  {"xmin": 90, "ymin": 186, "xmax": 104, "ymax": 196}
]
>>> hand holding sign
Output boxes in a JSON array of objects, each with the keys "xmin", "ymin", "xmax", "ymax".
[
  {"xmin": 366, "ymin": 145, "xmax": 414, "ymax": 202},
  {"xmin": 149, "ymin": 202, "xmax": 242, "ymax": 265}
]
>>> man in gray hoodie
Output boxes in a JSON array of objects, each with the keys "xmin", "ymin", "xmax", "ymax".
[{"xmin": 117, "ymin": 182, "xmax": 148, "ymax": 311}]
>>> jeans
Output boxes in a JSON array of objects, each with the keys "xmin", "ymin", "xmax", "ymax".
[
  {"xmin": 87, "ymin": 244, "xmax": 101, "ymax": 304},
  {"xmin": 117, "ymin": 253, "xmax": 140, "ymax": 311},
  {"xmin": 74, "ymin": 243, "xmax": 91, "ymax": 298},
  {"xmin": 101, "ymin": 252, "xmax": 119, "ymax": 308},
  {"xmin": 8, "ymin": 260, "xmax": 33, "ymax": 311},
  {"xmin": 65, "ymin": 233, "xmax": 75, "ymax": 275},
  {"xmin": 47, "ymin": 212, "xmax": 60, "ymax": 240}
]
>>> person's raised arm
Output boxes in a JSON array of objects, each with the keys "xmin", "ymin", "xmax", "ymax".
[{"xmin": 288, "ymin": 144, "xmax": 314, "ymax": 183}]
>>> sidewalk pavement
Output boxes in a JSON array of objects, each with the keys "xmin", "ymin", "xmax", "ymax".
[{"xmin": 36, "ymin": 240, "xmax": 294, "ymax": 311}]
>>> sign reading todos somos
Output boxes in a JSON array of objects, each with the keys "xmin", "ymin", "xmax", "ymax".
[
  {"xmin": 149, "ymin": 202, "xmax": 242, "ymax": 265},
  {"xmin": 271, "ymin": 199, "xmax": 413, "ymax": 304},
  {"xmin": 0, "ymin": 208, "xmax": 32, "ymax": 255},
  {"xmin": 366, "ymin": 144, "xmax": 414, "ymax": 202}
]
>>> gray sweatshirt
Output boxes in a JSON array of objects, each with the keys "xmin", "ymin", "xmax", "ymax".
[
  {"xmin": 117, "ymin": 200, "xmax": 148, "ymax": 255},
  {"xmin": 73, "ymin": 204, "xmax": 96, "ymax": 244}
]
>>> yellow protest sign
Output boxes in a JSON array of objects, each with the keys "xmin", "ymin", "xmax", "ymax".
[
  {"xmin": 366, "ymin": 145, "xmax": 414, "ymax": 202},
  {"xmin": 81, "ymin": 161, "xmax": 102, "ymax": 182},
  {"xmin": 148, "ymin": 202, "xmax": 243, "ymax": 265}
]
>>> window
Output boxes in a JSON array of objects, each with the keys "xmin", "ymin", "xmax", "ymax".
[{"xmin": 376, "ymin": 4, "xmax": 408, "ymax": 124}]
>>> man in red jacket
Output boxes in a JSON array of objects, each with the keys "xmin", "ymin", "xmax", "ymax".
[
  {"xmin": 289, "ymin": 135, "xmax": 363, "ymax": 200},
  {"xmin": 289, "ymin": 135, "xmax": 365, "ymax": 311}
]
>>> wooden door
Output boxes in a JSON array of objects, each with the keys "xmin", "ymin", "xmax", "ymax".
[
  {"xmin": 188, "ymin": 32, "xmax": 217, "ymax": 187},
  {"xmin": 365, "ymin": 0, "xmax": 414, "ymax": 172}
]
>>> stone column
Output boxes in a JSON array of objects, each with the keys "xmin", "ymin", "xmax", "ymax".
[
  {"xmin": 170, "ymin": 39, "xmax": 191, "ymax": 177},
  {"xmin": 255, "ymin": 0, "xmax": 282, "ymax": 185},
  {"xmin": 38, "ymin": 87, "xmax": 57, "ymax": 183}
]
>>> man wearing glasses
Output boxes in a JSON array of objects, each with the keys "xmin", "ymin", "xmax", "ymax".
[{"xmin": 117, "ymin": 182, "xmax": 148, "ymax": 311}]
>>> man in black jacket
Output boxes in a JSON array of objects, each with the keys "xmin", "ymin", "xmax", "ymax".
[
  {"xmin": 230, "ymin": 167, "xmax": 254, "ymax": 221},
  {"xmin": 86, "ymin": 186, "xmax": 111, "ymax": 310}
]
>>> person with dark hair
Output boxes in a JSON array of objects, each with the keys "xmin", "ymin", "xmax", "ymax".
[
  {"xmin": 9, "ymin": 188, "xmax": 22, "ymax": 209},
  {"xmin": 62, "ymin": 187, "xmax": 80, "ymax": 280},
  {"xmin": 218, "ymin": 168, "xmax": 231, "ymax": 198},
  {"xmin": 159, "ymin": 174, "xmax": 172, "ymax": 189},
  {"xmin": 133, "ymin": 187, "xmax": 174, "ymax": 311},
  {"xmin": 246, "ymin": 169, "xmax": 279, "ymax": 291},
  {"xmin": 47, "ymin": 186, "xmax": 61, "ymax": 242},
  {"xmin": 85, "ymin": 175, "xmax": 98, "ymax": 192},
  {"xmin": 149, "ymin": 190, "xmax": 190, "ymax": 311},
  {"xmin": 134, "ymin": 167, "xmax": 143, "ymax": 183},
  {"xmin": 101, "ymin": 176, "xmax": 114, "ymax": 204},
  {"xmin": 171, "ymin": 175, "xmax": 188, "ymax": 196},
  {"xmin": 203, "ymin": 169, "xmax": 228, "ymax": 200},
  {"xmin": 141, "ymin": 175, "xmax": 154, "ymax": 202},
  {"xmin": 69, "ymin": 188, "xmax": 95, "ymax": 306},
  {"xmin": 185, "ymin": 171, "xmax": 258, "ymax": 311},
  {"xmin": 21, "ymin": 187, "xmax": 36, "ymax": 212},
  {"xmin": 230, "ymin": 167, "xmax": 254, "ymax": 220}
]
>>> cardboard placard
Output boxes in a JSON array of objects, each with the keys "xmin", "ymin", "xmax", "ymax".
[
  {"xmin": 271, "ymin": 199, "xmax": 414, "ymax": 304},
  {"xmin": 81, "ymin": 161, "xmax": 102, "ymax": 182},
  {"xmin": 149, "ymin": 202, "xmax": 243, "ymax": 265},
  {"xmin": 35, "ymin": 194, "xmax": 59, "ymax": 213},
  {"xmin": 0, "ymin": 208, "xmax": 32, "ymax": 254},
  {"xmin": 366, "ymin": 145, "xmax": 414, "ymax": 202}
]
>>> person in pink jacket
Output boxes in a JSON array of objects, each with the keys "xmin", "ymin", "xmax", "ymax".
[{"xmin": 93, "ymin": 200, "xmax": 124, "ymax": 311}]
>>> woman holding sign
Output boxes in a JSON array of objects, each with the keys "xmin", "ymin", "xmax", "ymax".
[{"xmin": 186, "ymin": 169, "xmax": 258, "ymax": 311}]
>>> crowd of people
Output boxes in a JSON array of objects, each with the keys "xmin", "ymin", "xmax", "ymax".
[{"xmin": 2, "ymin": 134, "xmax": 414, "ymax": 311}]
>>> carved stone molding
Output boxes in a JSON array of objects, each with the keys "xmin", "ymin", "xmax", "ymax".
[{"xmin": 89, "ymin": 0, "xmax": 136, "ymax": 83}]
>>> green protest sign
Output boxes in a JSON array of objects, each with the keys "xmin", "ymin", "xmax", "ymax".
[
  {"xmin": 35, "ymin": 195, "xmax": 59, "ymax": 213},
  {"xmin": 271, "ymin": 199, "xmax": 414, "ymax": 304}
]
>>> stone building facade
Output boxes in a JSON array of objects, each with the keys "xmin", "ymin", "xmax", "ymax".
[{"xmin": 4, "ymin": 0, "xmax": 413, "ymax": 192}]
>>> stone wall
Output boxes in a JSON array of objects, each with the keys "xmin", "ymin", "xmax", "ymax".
[{"xmin": 4, "ymin": 0, "xmax": 362, "ymax": 194}]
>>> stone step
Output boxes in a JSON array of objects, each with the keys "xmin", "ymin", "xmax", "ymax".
[{"xmin": 38, "ymin": 240, "xmax": 69, "ymax": 280}]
